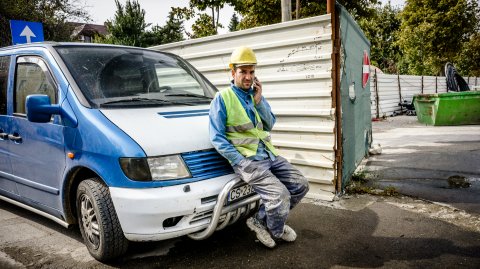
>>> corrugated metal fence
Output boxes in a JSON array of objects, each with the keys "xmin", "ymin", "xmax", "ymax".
[
  {"xmin": 371, "ymin": 73, "xmax": 480, "ymax": 118},
  {"xmin": 152, "ymin": 15, "xmax": 336, "ymax": 201}
]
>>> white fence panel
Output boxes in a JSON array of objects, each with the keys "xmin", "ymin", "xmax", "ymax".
[
  {"xmin": 151, "ymin": 15, "xmax": 335, "ymax": 201},
  {"xmin": 371, "ymin": 73, "xmax": 479, "ymax": 118}
]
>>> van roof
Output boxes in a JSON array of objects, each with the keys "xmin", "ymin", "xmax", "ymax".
[{"xmin": 0, "ymin": 42, "xmax": 158, "ymax": 52}]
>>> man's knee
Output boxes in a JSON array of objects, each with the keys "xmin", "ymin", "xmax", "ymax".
[
  {"xmin": 292, "ymin": 175, "xmax": 309, "ymax": 196},
  {"xmin": 300, "ymin": 176, "xmax": 309, "ymax": 194},
  {"xmin": 267, "ymin": 187, "xmax": 291, "ymax": 211}
]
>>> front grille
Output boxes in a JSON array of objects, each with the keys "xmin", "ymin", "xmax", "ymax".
[{"xmin": 182, "ymin": 149, "xmax": 233, "ymax": 180}]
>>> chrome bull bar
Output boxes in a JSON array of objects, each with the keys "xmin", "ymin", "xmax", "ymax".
[{"xmin": 188, "ymin": 177, "xmax": 260, "ymax": 240}]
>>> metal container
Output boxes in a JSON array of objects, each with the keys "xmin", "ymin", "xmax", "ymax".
[{"xmin": 414, "ymin": 91, "xmax": 480, "ymax": 125}]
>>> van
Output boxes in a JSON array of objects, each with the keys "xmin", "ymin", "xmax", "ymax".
[{"xmin": 0, "ymin": 43, "xmax": 260, "ymax": 261}]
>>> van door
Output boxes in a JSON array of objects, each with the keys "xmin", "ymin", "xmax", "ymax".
[
  {"xmin": 0, "ymin": 56, "xmax": 14, "ymax": 195},
  {"xmin": 9, "ymin": 56, "xmax": 66, "ymax": 211}
]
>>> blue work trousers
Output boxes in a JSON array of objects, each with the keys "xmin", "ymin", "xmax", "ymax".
[{"xmin": 233, "ymin": 156, "xmax": 309, "ymax": 238}]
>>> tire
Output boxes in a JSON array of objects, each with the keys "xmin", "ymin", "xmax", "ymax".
[{"xmin": 76, "ymin": 178, "xmax": 128, "ymax": 261}]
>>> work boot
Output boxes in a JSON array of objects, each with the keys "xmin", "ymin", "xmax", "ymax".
[
  {"xmin": 246, "ymin": 217, "xmax": 276, "ymax": 248},
  {"xmin": 281, "ymin": 224, "xmax": 297, "ymax": 242}
]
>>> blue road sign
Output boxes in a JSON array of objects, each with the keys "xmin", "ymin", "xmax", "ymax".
[{"xmin": 10, "ymin": 20, "xmax": 44, "ymax": 45}]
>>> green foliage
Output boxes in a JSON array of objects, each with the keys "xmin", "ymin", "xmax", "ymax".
[
  {"xmin": 142, "ymin": 10, "xmax": 185, "ymax": 47},
  {"xmin": 358, "ymin": 2, "xmax": 402, "ymax": 73},
  {"xmin": 455, "ymin": 33, "xmax": 480, "ymax": 76},
  {"xmin": 337, "ymin": 0, "xmax": 380, "ymax": 20},
  {"xmin": 100, "ymin": 2, "xmax": 184, "ymax": 47},
  {"xmin": 104, "ymin": 0, "xmax": 149, "ymax": 47},
  {"xmin": 231, "ymin": 0, "xmax": 378, "ymax": 30},
  {"xmin": 294, "ymin": 1, "xmax": 326, "ymax": 19},
  {"xmin": 228, "ymin": 13, "xmax": 240, "ymax": 32},
  {"xmin": 0, "ymin": 0, "xmax": 89, "ymax": 46},
  {"xmin": 397, "ymin": 0, "xmax": 479, "ymax": 75},
  {"xmin": 233, "ymin": 0, "xmax": 281, "ymax": 29},
  {"xmin": 190, "ymin": 13, "xmax": 219, "ymax": 38},
  {"xmin": 180, "ymin": 0, "xmax": 233, "ymax": 38}
]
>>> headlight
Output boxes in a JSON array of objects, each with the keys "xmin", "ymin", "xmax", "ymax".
[
  {"xmin": 147, "ymin": 155, "xmax": 190, "ymax": 180},
  {"xmin": 120, "ymin": 155, "xmax": 191, "ymax": 181}
]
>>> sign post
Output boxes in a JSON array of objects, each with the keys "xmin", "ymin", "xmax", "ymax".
[{"xmin": 10, "ymin": 20, "xmax": 44, "ymax": 45}]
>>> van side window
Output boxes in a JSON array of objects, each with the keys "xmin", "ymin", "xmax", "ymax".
[
  {"xmin": 14, "ymin": 57, "xmax": 56, "ymax": 115},
  {"xmin": 0, "ymin": 56, "xmax": 9, "ymax": 115}
]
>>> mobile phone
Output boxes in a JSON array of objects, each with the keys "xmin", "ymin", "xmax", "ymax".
[{"xmin": 253, "ymin": 77, "xmax": 259, "ymax": 91}]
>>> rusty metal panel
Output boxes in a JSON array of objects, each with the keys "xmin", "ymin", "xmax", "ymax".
[{"xmin": 151, "ymin": 15, "xmax": 335, "ymax": 201}]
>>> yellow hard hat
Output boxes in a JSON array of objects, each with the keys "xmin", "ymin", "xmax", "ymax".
[{"xmin": 229, "ymin": 46, "xmax": 257, "ymax": 69}]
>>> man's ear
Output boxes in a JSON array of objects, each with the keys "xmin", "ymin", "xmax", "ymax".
[{"xmin": 231, "ymin": 69, "xmax": 235, "ymax": 78}]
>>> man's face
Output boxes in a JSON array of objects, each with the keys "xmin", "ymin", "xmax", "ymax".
[{"xmin": 232, "ymin": 65, "xmax": 255, "ymax": 90}]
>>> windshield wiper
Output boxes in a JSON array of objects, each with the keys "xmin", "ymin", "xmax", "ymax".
[
  {"xmin": 100, "ymin": 98, "xmax": 193, "ymax": 107},
  {"xmin": 165, "ymin": 93, "xmax": 213, "ymax": 99}
]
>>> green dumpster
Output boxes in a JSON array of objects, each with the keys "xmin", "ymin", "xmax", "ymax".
[{"xmin": 413, "ymin": 91, "xmax": 480, "ymax": 126}]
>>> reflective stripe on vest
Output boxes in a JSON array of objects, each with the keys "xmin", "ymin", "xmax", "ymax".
[
  {"xmin": 220, "ymin": 87, "xmax": 278, "ymax": 157},
  {"xmin": 225, "ymin": 121, "xmax": 264, "ymax": 133}
]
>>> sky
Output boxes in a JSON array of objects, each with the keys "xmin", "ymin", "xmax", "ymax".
[
  {"xmin": 83, "ymin": 0, "xmax": 405, "ymax": 35},
  {"xmin": 83, "ymin": 0, "xmax": 235, "ymax": 34}
]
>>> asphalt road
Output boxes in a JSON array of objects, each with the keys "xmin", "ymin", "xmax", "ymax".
[
  {"xmin": 1, "ymin": 115, "xmax": 480, "ymax": 268},
  {"xmin": 366, "ymin": 116, "xmax": 480, "ymax": 214},
  {"xmin": 1, "ymin": 194, "xmax": 480, "ymax": 269}
]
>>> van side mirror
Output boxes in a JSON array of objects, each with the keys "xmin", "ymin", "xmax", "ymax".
[{"xmin": 26, "ymin": 94, "xmax": 61, "ymax": 123}]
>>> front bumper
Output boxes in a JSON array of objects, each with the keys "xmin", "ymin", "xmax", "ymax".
[{"xmin": 109, "ymin": 174, "xmax": 260, "ymax": 241}]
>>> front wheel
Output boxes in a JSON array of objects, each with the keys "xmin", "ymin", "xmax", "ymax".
[{"xmin": 76, "ymin": 178, "xmax": 128, "ymax": 261}]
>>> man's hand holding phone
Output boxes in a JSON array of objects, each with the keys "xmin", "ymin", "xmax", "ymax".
[{"xmin": 253, "ymin": 77, "xmax": 262, "ymax": 105}]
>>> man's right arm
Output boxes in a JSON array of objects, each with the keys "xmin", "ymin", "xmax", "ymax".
[{"xmin": 209, "ymin": 93, "xmax": 245, "ymax": 166}]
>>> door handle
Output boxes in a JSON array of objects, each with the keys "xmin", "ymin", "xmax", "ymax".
[
  {"xmin": 8, "ymin": 134, "xmax": 22, "ymax": 143},
  {"xmin": 0, "ymin": 132, "xmax": 7, "ymax": 140}
]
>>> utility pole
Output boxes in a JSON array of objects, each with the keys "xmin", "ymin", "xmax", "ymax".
[
  {"xmin": 281, "ymin": 0, "xmax": 292, "ymax": 22},
  {"xmin": 296, "ymin": 0, "xmax": 301, "ymax": 19}
]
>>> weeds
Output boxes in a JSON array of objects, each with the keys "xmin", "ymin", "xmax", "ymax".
[
  {"xmin": 382, "ymin": 186, "xmax": 399, "ymax": 196},
  {"xmin": 345, "ymin": 169, "xmax": 399, "ymax": 196},
  {"xmin": 351, "ymin": 169, "xmax": 370, "ymax": 183}
]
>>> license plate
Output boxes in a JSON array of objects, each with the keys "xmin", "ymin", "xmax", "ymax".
[{"xmin": 228, "ymin": 184, "xmax": 255, "ymax": 203}]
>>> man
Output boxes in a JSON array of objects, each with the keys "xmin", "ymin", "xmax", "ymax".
[{"xmin": 209, "ymin": 46, "xmax": 309, "ymax": 248}]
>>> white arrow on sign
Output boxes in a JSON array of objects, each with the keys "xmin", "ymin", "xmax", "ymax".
[{"xmin": 20, "ymin": 25, "xmax": 36, "ymax": 43}]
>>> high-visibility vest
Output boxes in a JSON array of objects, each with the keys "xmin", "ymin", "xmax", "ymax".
[{"xmin": 220, "ymin": 87, "xmax": 279, "ymax": 158}]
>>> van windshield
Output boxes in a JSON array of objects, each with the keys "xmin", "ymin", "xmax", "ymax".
[{"xmin": 55, "ymin": 45, "xmax": 216, "ymax": 108}]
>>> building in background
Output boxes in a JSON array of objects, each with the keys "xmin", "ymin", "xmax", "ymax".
[{"xmin": 70, "ymin": 23, "xmax": 108, "ymax": 43}]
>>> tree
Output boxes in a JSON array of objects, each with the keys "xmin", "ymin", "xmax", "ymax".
[
  {"xmin": 0, "ymin": 0, "xmax": 89, "ymax": 47},
  {"xmin": 142, "ymin": 10, "xmax": 185, "ymax": 47},
  {"xmin": 397, "ymin": 0, "xmax": 479, "ymax": 75},
  {"xmin": 228, "ymin": 13, "xmax": 239, "ymax": 32},
  {"xmin": 189, "ymin": 0, "xmax": 230, "ymax": 34},
  {"xmin": 358, "ymin": 2, "xmax": 402, "ymax": 73},
  {"xmin": 456, "ymin": 33, "xmax": 480, "ymax": 76},
  {"xmin": 190, "ymin": 13, "xmax": 219, "ymax": 38},
  {"xmin": 337, "ymin": 0, "xmax": 380, "ymax": 20},
  {"xmin": 104, "ymin": 0, "xmax": 149, "ymax": 47},
  {"xmin": 231, "ymin": 0, "xmax": 281, "ymax": 29},
  {"xmin": 100, "ymin": 3, "xmax": 185, "ymax": 47},
  {"xmin": 231, "ymin": 0, "xmax": 378, "ymax": 30}
]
